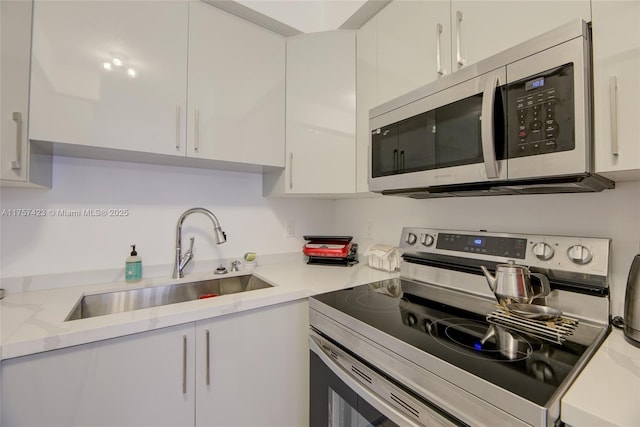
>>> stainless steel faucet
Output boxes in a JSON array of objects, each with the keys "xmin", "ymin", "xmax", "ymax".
[{"xmin": 172, "ymin": 208, "xmax": 227, "ymax": 279}]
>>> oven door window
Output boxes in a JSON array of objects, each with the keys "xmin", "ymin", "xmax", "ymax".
[
  {"xmin": 329, "ymin": 389, "xmax": 396, "ymax": 427},
  {"xmin": 311, "ymin": 352, "xmax": 398, "ymax": 427}
]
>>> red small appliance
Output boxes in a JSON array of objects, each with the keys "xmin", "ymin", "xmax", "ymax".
[{"xmin": 303, "ymin": 236, "xmax": 358, "ymax": 266}]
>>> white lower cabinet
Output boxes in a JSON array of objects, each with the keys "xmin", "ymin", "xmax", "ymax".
[
  {"xmin": 195, "ymin": 300, "xmax": 309, "ymax": 426},
  {"xmin": 0, "ymin": 300, "xmax": 309, "ymax": 427},
  {"xmin": 1, "ymin": 323, "xmax": 196, "ymax": 427}
]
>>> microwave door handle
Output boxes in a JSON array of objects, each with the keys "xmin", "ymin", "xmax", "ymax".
[{"xmin": 481, "ymin": 72, "xmax": 500, "ymax": 179}]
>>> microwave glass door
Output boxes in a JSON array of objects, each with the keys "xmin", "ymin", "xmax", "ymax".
[
  {"xmin": 370, "ymin": 73, "xmax": 506, "ymax": 187},
  {"xmin": 435, "ymin": 94, "xmax": 484, "ymax": 168},
  {"xmin": 371, "ymin": 111, "xmax": 436, "ymax": 178},
  {"xmin": 371, "ymin": 126, "xmax": 399, "ymax": 177}
]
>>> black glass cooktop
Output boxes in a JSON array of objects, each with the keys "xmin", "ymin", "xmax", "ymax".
[{"xmin": 312, "ymin": 279, "xmax": 605, "ymax": 407}]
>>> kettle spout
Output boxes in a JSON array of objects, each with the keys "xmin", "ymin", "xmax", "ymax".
[{"xmin": 480, "ymin": 265, "xmax": 497, "ymax": 292}]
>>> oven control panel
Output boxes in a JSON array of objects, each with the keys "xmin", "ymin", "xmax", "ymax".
[
  {"xmin": 436, "ymin": 233, "xmax": 527, "ymax": 259},
  {"xmin": 400, "ymin": 227, "xmax": 610, "ymax": 277}
]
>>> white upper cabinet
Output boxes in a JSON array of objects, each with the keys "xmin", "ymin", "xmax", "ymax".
[
  {"xmin": 356, "ymin": 18, "xmax": 378, "ymax": 193},
  {"xmin": 592, "ymin": 0, "xmax": 640, "ymax": 180},
  {"xmin": 376, "ymin": 0, "xmax": 451, "ymax": 104},
  {"xmin": 264, "ymin": 30, "xmax": 356, "ymax": 196},
  {"xmin": 1, "ymin": 0, "xmax": 32, "ymax": 182},
  {"xmin": 451, "ymin": 1, "xmax": 591, "ymax": 71},
  {"xmin": 1, "ymin": 0, "xmax": 51, "ymax": 188},
  {"xmin": 186, "ymin": 2, "xmax": 285, "ymax": 167},
  {"xmin": 28, "ymin": 0, "xmax": 189, "ymax": 157}
]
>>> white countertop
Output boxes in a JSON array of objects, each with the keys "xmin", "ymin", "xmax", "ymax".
[
  {"xmin": 3, "ymin": 259, "xmax": 638, "ymax": 427},
  {"xmin": 0, "ymin": 259, "xmax": 396, "ymax": 361},
  {"xmin": 561, "ymin": 328, "xmax": 640, "ymax": 427}
]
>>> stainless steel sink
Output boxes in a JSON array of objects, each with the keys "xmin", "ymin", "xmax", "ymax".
[{"xmin": 65, "ymin": 274, "xmax": 273, "ymax": 321}]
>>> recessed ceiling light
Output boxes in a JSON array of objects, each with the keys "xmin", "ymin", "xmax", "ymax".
[
  {"xmin": 127, "ymin": 68, "xmax": 136, "ymax": 78},
  {"xmin": 103, "ymin": 62, "xmax": 112, "ymax": 71}
]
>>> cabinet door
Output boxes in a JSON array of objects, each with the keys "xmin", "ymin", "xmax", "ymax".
[
  {"xmin": 285, "ymin": 31, "xmax": 356, "ymax": 194},
  {"xmin": 1, "ymin": 0, "xmax": 32, "ymax": 182},
  {"xmin": 28, "ymin": 0, "xmax": 188, "ymax": 156},
  {"xmin": 377, "ymin": 0, "xmax": 451, "ymax": 104},
  {"xmin": 592, "ymin": 0, "xmax": 640, "ymax": 180},
  {"xmin": 1, "ymin": 324, "xmax": 196, "ymax": 427},
  {"xmin": 356, "ymin": 17, "xmax": 378, "ymax": 193},
  {"xmin": 187, "ymin": 2, "xmax": 285, "ymax": 167},
  {"xmin": 195, "ymin": 300, "xmax": 309, "ymax": 426},
  {"xmin": 451, "ymin": 1, "xmax": 591, "ymax": 71}
]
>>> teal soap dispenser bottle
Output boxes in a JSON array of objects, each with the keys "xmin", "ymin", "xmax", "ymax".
[{"xmin": 126, "ymin": 244, "xmax": 142, "ymax": 283}]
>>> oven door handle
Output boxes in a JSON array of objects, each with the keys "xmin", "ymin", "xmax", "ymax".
[
  {"xmin": 309, "ymin": 332, "xmax": 451, "ymax": 427},
  {"xmin": 309, "ymin": 334, "xmax": 423, "ymax": 427}
]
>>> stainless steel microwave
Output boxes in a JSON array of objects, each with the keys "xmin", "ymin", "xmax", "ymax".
[{"xmin": 369, "ymin": 20, "xmax": 614, "ymax": 198}]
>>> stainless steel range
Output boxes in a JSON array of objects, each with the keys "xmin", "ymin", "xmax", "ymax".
[{"xmin": 309, "ymin": 227, "xmax": 611, "ymax": 426}]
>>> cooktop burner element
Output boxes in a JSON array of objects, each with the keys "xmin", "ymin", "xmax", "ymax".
[
  {"xmin": 310, "ymin": 227, "xmax": 611, "ymax": 426},
  {"xmin": 428, "ymin": 318, "xmax": 535, "ymax": 362}
]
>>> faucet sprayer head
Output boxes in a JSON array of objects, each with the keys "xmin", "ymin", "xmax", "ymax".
[{"xmin": 215, "ymin": 227, "xmax": 227, "ymax": 244}]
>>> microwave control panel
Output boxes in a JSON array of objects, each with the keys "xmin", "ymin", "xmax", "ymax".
[{"xmin": 506, "ymin": 63, "xmax": 574, "ymax": 158}]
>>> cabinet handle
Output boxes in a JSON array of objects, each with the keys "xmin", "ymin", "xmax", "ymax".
[
  {"xmin": 400, "ymin": 150, "xmax": 405, "ymax": 172},
  {"xmin": 175, "ymin": 105, "xmax": 181, "ymax": 150},
  {"xmin": 194, "ymin": 108, "xmax": 200, "ymax": 152},
  {"xmin": 182, "ymin": 335, "xmax": 187, "ymax": 394},
  {"xmin": 205, "ymin": 329, "xmax": 211, "ymax": 386},
  {"xmin": 289, "ymin": 152, "xmax": 294, "ymax": 190},
  {"xmin": 456, "ymin": 11, "xmax": 465, "ymax": 68},
  {"xmin": 11, "ymin": 112, "xmax": 23, "ymax": 170},
  {"xmin": 393, "ymin": 149, "xmax": 398, "ymax": 171},
  {"xmin": 609, "ymin": 76, "xmax": 619, "ymax": 156},
  {"xmin": 436, "ymin": 23, "xmax": 445, "ymax": 77}
]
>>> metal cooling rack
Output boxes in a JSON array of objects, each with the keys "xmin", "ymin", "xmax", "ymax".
[{"xmin": 486, "ymin": 306, "xmax": 579, "ymax": 344}]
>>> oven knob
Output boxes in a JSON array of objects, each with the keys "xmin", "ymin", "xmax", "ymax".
[
  {"xmin": 420, "ymin": 234, "xmax": 435, "ymax": 247},
  {"xmin": 567, "ymin": 245, "xmax": 593, "ymax": 265},
  {"xmin": 532, "ymin": 242, "xmax": 554, "ymax": 261},
  {"xmin": 406, "ymin": 233, "xmax": 417, "ymax": 245},
  {"xmin": 407, "ymin": 313, "xmax": 417, "ymax": 326}
]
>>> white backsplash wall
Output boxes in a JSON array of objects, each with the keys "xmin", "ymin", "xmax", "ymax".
[
  {"xmin": 335, "ymin": 181, "xmax": 640, "ymax": 317},
  {"xmin": 0, "ymin": 156, "xmax": 335, "ymax": 280}
]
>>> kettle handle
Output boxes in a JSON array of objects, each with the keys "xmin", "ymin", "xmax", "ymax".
[{"xmin": 529, "ymin": 273, "xmax": 551, "ymax": 302}]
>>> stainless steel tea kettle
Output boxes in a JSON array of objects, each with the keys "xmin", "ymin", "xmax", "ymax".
[
  {"xmin": 623, "ymin": 254, "xmax": 640, "ymax": 347},
  {"xmin": 481, "ymin": 261, "xmax": 551, "ymax": 304}
]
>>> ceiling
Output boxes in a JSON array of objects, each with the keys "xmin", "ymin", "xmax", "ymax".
[{"xmin": 206, "ymin": 0, "xmax": 391, "ymax": 36}]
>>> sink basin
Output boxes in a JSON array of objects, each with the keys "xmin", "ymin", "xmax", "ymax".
[{"xmin": 65, "ymin": 274, "xmax": 273, "ymax": 321}]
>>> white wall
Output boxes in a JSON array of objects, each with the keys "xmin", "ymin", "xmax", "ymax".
[
  {"xmin": 2, "ymin": 155, "xmax": 640, "ymax": 318},
  {"xmin": 0, "ymin": 156, "xmax": 335, "ymax": 279},
  {"xmin": 335, "ymin": 181, "xmax": 640, "ymax": 317}
]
